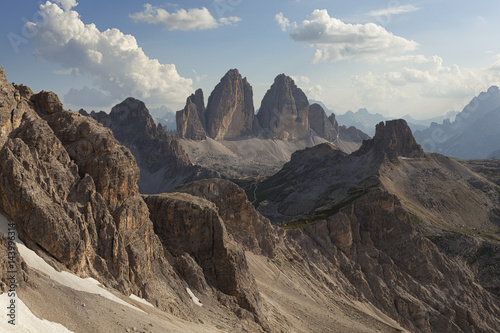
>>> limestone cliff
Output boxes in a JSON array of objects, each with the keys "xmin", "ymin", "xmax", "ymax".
[
  {"xmin": 176, "ymin": 89, "xmax": 207, "ymax": 140},
  {"xmin": 257, "ymin": 74, "xmax": 310, "ymax": 140},
  {"xmin": 205, "ymin": 69, "xmax": 257, "ymax": 140},
  {"xmin": 290, "ymin": 190, "xmax": 500, "ymax": 332},
  {"xmin": 354, "ymin": 119, "xmax": 425, "ymax": 161},
  {"xmin": 308, "ymin": 103, "xmax": 338, "ymax": 142},
  {"xmin": 0, "ymin": 70, "xmax": 194, "ymax": 318}
]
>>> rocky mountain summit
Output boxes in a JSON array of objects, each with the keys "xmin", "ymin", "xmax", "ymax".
[
  {"xmin": 415, "ymin": 85, "xmax": 500, "ymax": 159},
  {"xmin": 176, "ymin": 69, "xmax": 257, "ymax": 140},
  {"xmin": 176, "ymin": 89, "xmax": 207, "ymax": 140},
  {"xmin": 175, "ymin": 70, "xmax": 368, "ymax": 178},
  {"xmin": 80, "ymin": 97, "xmax": 219, "ymax": 194},
  {"xmin": 176, "ymin": 69, "xmax": 367, "ymax": 146},
  {"xmin": 257, "ymin": 74, "xmax": 310, "ymax": 140},
  {"xmin": 206, "ymin": 69, "xmax": 258, "ymax": 140}
]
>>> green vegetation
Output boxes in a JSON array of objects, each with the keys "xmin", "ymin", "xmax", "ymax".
[
  {"xmin": 444, "ymin": 226, "xmax": 500, "ymax": 241},
  {"xmin": 409, "ymin": 213, "xmax": 423, "ymax": 227},
  {"xmin": 424, "ymin": 234, "xmax": 443, "ymax": 242},
  {"xmin": 281, "ymin": 189, "xmax": 374, "ymax": 230},
  {"xmin": 466, "ymin": 245, "xmax": 494, "ymax": 266}
]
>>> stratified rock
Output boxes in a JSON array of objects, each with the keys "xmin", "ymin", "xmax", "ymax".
[
  {"xmin": 257, "ymin": 74, "xmax": 310, "ymax": 140},
  {"xmin": 205, "ymin": 69, "xmax": 256, "ymax": 140},
  {"xmin": 0, "ymin": 76, "xmax": 194, "ymax": 318},
  {"xmin": 84, "ymin": 97, "xmax": 219, "ymax": 194},
  {"xmin": 173, "ymin": 179, "xmax": 283, "ymax": 257},
  {"xmin": 308, "ymin": 103, "xmax": 338, "ymax": 142},
  {"xmin": 144, "ymin": 190, "xmax": 270, "ymax": 331},
  {"xmin": 355, "ymin": 119, "xmax": 425, "ymax": 161},
  {"xmin": 290, "ymin": 190, "xmax": 500, "ymax": 333},
  {"xmin": 176, "ymin": 89, "xmax": 207, "ymax": 140}
]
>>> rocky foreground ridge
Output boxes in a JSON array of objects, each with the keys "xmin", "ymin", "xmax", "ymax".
[{"xmin": 1, "ymin": 67, "xmax": 500, "ymax": 332}]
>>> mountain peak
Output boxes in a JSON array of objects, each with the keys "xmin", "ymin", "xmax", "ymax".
[
  {"xmin": 256, "ymin": 73, "xmax": 309, "ymax": 139},
  {"xmin": 356, "ymin": 119, "xmax": 425, "ymax": 161},
  {"xmin": 205, "ymin": 69, "xmax": 255, "ymax": 140}
]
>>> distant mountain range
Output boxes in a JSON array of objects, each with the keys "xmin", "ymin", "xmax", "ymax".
[
  {"xmin": 336, "ymin": 108, "xmax": 458, "ymax": 137},
  {"xmin": 414, "ymin": 86, "xmax": 500, "ymax": 159}
]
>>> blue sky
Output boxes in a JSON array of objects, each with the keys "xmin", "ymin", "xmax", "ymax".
[{"xmin": 2, "ymin": 0, "xmax": 500, "ymax": 119}]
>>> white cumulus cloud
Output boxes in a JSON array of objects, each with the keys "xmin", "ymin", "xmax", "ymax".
[
  {"xmin": 349, "ymin": 55, "xmax": 500, "ymax": 117},
  {"xmin": 56, "ymin": 0, "xmax": 78, "ymax": 11},
  {"xmin": 275, "ymin": 12, "xmax": 291, "ymax": 32},
  {"xmin": 130, "ymin": 4, "xmax": 241, "ymax": 30},
  {"xmin": 26, "ymin": 1, "xmax": 193, "ymax": 109},
  {"xmin": 283, "ymin": 9, "xmax": 418, "ymax": 62}
]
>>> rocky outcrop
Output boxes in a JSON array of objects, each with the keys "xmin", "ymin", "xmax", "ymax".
[
  {"xmin": 308, "ymin": 103, "xmax": 338, "ymax": 141},
  {"xmin": 205, "ymin": 69, "xmax": 257, "ymax": 140},
  {"xmin": 173, "ymin": 179, "xmax": 283, "ymax": 257},
  {"xmin": 290, "ymin": 190, "xmax": 500, "ymax": 332},
  {"xmin": 144, "ymin": 185, "xmax": 271, "ymax": 330},
  {"xmin": 257, "ymin": 74, "xmax": 310, "ymax": 140},
  {"xmin": 0, "ymin": 75, "xmax": 194, "ymax": 318},
  {"xmin": 82, "ymin": 97, "xmax": 219, "ymax": 194},
  {"xmin": 355, "ymin": 119, "xmax": 425, "ymax": 161},
  {"xmin": 176, "ymin": 89, "xmax": 207, "ymax": 140}
]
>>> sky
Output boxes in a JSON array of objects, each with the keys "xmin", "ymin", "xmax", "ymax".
[{"xmin": 2, "ymin": 0, "xmax": 500, "ymax": 119}]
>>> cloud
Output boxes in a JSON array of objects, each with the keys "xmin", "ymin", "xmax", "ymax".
[
  {"xmin": 275, "ymin": 12, "xmax": 291, "ymax": 32},
  {"xmin": 283, "ymin": 9, "xmax": 418, "ymax": 62},
  {"xmin": 490, "ymin": 54, "xmax": 500, "ymax": 71},
  {"xmin": 350, "ymin": 55, "xmax": 497, "ymax": 117},
  {"xmin": 26, "ymin": 1, "xmax": 193, "ymax": 109},
  {"xmin": 64, "ymin": 86, "xmax": 116, "ymax": 108},
  {"xmin": 290, "ymin": 75, "xmax": 310, "ymax": 84},
  {"xmin": 367, "ymin": 4, "xmax": 420, "ymax": 17},
  {"xmin": 56, "ymin": 0, "xmax": 78, "ymax": 11},
  {"xmin": 130, "ymin": 4, "xmax": 241, "ymax": 30}
]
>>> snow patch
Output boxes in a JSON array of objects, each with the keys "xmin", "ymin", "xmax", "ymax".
[
  {"xmin": 0, "ymin": 213, "xmax": 144, "ymax": 313},
  {"xmin": 182, "ymin": 281, "xmax": 202, "ymax": 307},
  {"xmin": 129, "ymin": 294, "xmax": 155, "ymax": 308},
  {"xmin": 0, "ymin": 293, "xmax": 74, "ymax": 333}
]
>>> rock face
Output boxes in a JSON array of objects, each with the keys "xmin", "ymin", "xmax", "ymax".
[
  {"xmin": 0, "ymin": 76, "xmax": 194, "ymax": 317},
  {"xmin": 415, "ymin": 86, "xmax": 500, "ymax": 159},
  {"xmin": 355, "ymin": 119, "xmax": 425, "ymax": 161},
  {"xmin": 308, "ymin": 103, "xmax": 338, "ymax": 141},
  {"xmin": 83, "ymin": 97, "xmax": 219, "ymax": 194},
  {"xmin": 290, "ymin": 190, "xmax": 500, "ymax": 333},
  {"xmin": 176, "ymin": 89, "xmax": 207, "ymax": 140},
  {"xmin": 205, "ymin": 69, "xmax": 257, "ymax": 140},
  {"xmin": 257, "ymin": 74, "xmax": 310, "ymax": 140},
  {"xmin": 144, "ymin": 184, "xmax": 271, "ymax": 330}
]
